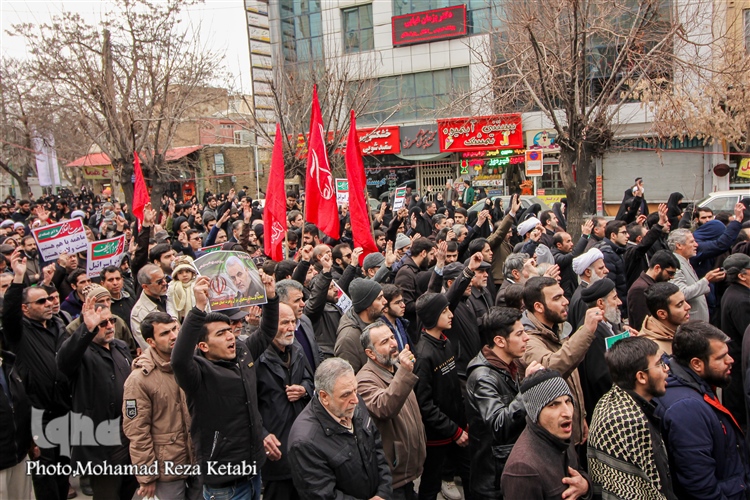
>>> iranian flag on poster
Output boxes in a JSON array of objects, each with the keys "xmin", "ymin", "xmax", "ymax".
[
  {"xmin": 86, "ymin": 235, "xmax": 127, "ymax": 278},
  {"xmin": 31, "ymin": 218, "xmax": 89, "ymax": 262}
]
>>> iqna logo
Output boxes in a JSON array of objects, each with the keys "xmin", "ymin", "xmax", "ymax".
[{"xmin": 31, "ymin": 408, "xmax": 121, "ymax": 458}]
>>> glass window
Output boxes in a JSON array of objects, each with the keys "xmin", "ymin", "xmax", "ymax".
[
  {"xmin": 343, "ymin": 4, "xmax": 374, "ymax": 53},
  {"xmin": 745, "ymin": 10, "xmax": 750, "ymax": 53},
  {"xmin": 280, "ymin": 0, "xmax": 325, "ymax": 63}
]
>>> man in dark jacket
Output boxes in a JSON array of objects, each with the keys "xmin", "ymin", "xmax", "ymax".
[
  {"xmin": 287, "ymin": 357, "xmax": 392, "ymax": 500},
  {"xmin": 256, "ymin": 302, "xmax": 314, "ymax": 499},
  {"xmin": 304, "ymin": 271, "xmax": 344, "ymax": 359},
  {"xmin": 413, "ymin": 291, "xmax": 472, "ymax": 499},
  {"xmin": 655, "ymin": 322, "xmax": 750, "ymax": 500},
  {"xmin": 720, "ymin": 253, "xmax": 750, "ymax": 429},
  {"xmin": 395, "ymin": 237, "xmax": 436, "ymax": 343},
  {"xmin": 501, "ymin": 369, "xmax": 593, "ymax": 499},
  {"xmin": 623, "ymin": 204, "xmax": 669, "ymax": 290},
  {"xmin": 57, "ymin": 295, "xmax": 136, "ymax": 499},
  {"xmin": 171, "ymin": 273, "xmax": 278, "ymax": 500},
  {"xmin": 627, "ymin": 250, "xmax": 679, "ymax": 330},
  {"xmin": 0, "ymin": 350, "xmax": 33, "ymax": 498},
  {"xmin": 466, "ymin": 307, "xmax": 543, "ymax": 498},
  {"xmin": 276, "ymin": 279, "xmax": 322, "ymax": 372},
  {"xmin": 588, "ymin": 336, "xmax": 676, "ymax": 500},
  {"xmin": 595, "ymin": 220, "xmax": 629, "ymax": 316},
  {"xmin": 3, "ymin": 248, "xmax": 71, "ymax": 500},
  {"xmin": 551, "ymin": 221, "xmax": 591, "ymax": 299},
  {"xmin": 60, "ymin": 268, "xmax": 91, "ymax": 319}
]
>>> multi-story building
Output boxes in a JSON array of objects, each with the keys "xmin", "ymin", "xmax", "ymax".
[{"xmin": 248, "ymin": 0, "xmax": 737, "ymax": 213}]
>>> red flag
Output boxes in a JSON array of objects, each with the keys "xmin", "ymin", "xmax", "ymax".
[
  {"xmin": 345, "ymin": 110, "xmax": 378, "ymax": 262},
  {"xmin": 265, "ymin": 124, "xmax": 287, "ymax": 261},
  {"xmin": 304, "ymin": 85, "xmax": 339, "ymax": 240},
  {"xmin": 131, "ymin": 151, "xmax": 149, "ymax": 227}
]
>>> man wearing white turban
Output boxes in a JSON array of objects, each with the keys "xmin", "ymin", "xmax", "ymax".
[{"xmin": 568, "ymin": 248, "xmax": 610, "ymax": 330}]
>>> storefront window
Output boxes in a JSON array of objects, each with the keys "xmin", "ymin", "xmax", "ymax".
[{"xmin": 538, "ymin": 160, "xmax": 565, "ymax": 195}]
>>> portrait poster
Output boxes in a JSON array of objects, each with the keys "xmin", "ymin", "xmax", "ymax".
[{"xmin": 194, "ymin": 250, "xmax": 267, "ymax": 310}]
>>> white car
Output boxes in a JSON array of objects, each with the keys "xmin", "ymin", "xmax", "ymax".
[{"xmin": 696, "ymin": 190, "xmax": 750, "ymax": 212}]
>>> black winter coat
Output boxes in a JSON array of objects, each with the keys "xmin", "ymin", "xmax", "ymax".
[
  {"xmin": 304, "ymin": 271, "xmax": 343, "ymax": 359},
  {"xmin": 287, "ymin": 395, "xmax": 392, "ymax": 500},
  {"xmin": 2, "ymin": 282, "xmax": 71, "ymax": 421},
  {"xmin": 413, "ymin": 331, "xmax": 467, "ymax": 444},
  {"xmin": 552, "ymin": 235, "xmax": 589, "ymax": 299},
  {"xmin": 256, "ymin": 342, "xmax": 314, "ymax": 482},
  {"xmin": 465, "ymin": 350, "xmax": 527, "ymax": 498},
  {"xmin": 395, "ymin": 256, "xmax": 427, "ymax": 343},
  {"xmin": 171, "ymin": 298, "xmax": 279, "ymax": 486},
  {"xmin": 57, "ymin": 321, "xmax": 133, "ymax": 466},
  {"xmin": 0, "ymin": 351, "xmax": 32, "ymax": 470},
  {"xmin": 595, "ymin": 239, "xmax": 628, "ymax": 315}
]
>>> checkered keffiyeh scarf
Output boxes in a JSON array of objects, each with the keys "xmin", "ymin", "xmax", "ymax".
[{"xmin": 587, "ymin": 385, "xmax": 666, "ymax": 500}]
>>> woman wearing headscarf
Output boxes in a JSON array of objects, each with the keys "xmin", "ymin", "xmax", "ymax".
[
  {"xmin": 552, "ymin": 200, "xmax": 567, "ymax": 232},
  {"xmin": 666, "ymin": 192, "xmax": 684, "ymax": 229}
]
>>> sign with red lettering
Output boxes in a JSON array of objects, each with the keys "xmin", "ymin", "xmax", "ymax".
[
  {"xmin": 358, "ymin": 126, "xmax": 401, "ymax": 155},
  {"xmin": 438, "ymin": 114, "xmax": 523, "ymax": 152},
  {"xmin": 392, "ymin": 5, "xmax": 467, "ymax": 46}
]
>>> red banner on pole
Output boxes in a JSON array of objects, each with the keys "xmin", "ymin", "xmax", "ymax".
[
  {"xmin": 345, "ymin": 110, "xmax": 378, "ymax": 262},
  {"xmin": 265, "ymin": 124, "xmax": 288, "ymax": 261}
]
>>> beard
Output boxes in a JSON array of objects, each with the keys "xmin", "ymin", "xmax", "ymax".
[
  {"xmin": 703, "ymin": 367, "xmax": 732, "ymax": 389},
  {"xmin": 375, "ymin": 348, "xmax": 398, "ymax": 368},
  {"xmin": 542, "ymin": 303, "xmax": 567, "ymax": 325},
  {"xmin": 646, "ymin": 373, "xmax": 667, "ymax": 398},
  {"xmin": 604, "ymin": 304, "xmax": 621, "ymax": 325},
  {"xmin": 589, "ymin": 271, "xmax": 602, "ymax": 284}
]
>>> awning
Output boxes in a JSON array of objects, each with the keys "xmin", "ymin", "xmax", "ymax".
[{"xmin": 66, "ymin": 145, "xmax": 204, "ymax": 168}]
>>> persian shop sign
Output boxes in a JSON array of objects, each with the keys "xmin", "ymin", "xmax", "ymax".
[
  {"xmin": 82, "ymin": 165, "xmax": 114, "ymax": 179},
  {"xmin": 358, "ymin": 126, "xmax": 401, "ymax": 155},
  {"xmin": 438, "ymin": 114, "xmax": 523, "ymax": 152},
  {"xmin": 392, "ymin": 5, "xmax": 467, "ymax": 46}
]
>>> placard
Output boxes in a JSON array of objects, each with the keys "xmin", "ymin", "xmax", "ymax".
[
  {"xmin": 334, "ymin": 282, "xmax": 352, "ymax": 314},
  {"xmin": 605, "ymin": 331, "xmax": 630, "ymax": 350},
  {"xmin": 199, "ymin": 244, "xmax": 223, "ymax": 255},
  {"xmin": 86, "ymin": 235, "xmax": 126, "ymax": 278},
  {"xmin": 194, "ymin": 251, "xmax": 267, "ymax": 310},
  {"xmin": 32, "ymin": 218, "xmax": 88, "ymax": 261},
  {"xmin": 336, "ymin": 179, "xmax": 349, "ymax": 206},
  {"xmin": 392, "ymin": 187, "xmax": 408, "ymax": 210}
]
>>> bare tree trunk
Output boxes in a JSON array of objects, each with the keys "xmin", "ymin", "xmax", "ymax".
[
  {"xmin": 0, "ymin": 159, "xmax": 30, "ymax": 197},
  {"xmin": 560, "ymin": 145, "xmax": 595, "ymax": 241}
]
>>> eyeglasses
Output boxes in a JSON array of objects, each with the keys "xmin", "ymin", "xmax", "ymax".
[
  {"xmin": 643, "ymin": 358, "xmax": 669, "ymax": 372},
  {"xmin": 97, "ymin": 318, "xmax": 116, "ymax": 329},
  {"xmin": 153, "ymin": 278, "xmax": 167, "ymax": 285},
  {"xmin": 24, "ymin": 296, "xmax": 54, "ymax": 305}
]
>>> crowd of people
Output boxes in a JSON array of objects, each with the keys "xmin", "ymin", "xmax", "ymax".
[{"xmin": 1, "ymin": 177, "xmax": 750, "ymax": 500}]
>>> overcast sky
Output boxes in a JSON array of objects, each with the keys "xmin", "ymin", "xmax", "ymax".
[{"xmin": 0, "ymin": 0, "xmax": 252, "ymax": 92}]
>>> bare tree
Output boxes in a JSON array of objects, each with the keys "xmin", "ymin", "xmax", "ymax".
[
  {"xmin": 10, "ymin": 0, "xmax": 226, "ymax": 203},
  {"xmin": 479, "ymin": 0, "xmax": 708, "ymax": 232},
  {"xmin": 242, "ymin": 50, "xmax": 380, "ymax": 181}
]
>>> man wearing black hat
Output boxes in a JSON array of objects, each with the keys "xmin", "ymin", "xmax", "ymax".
[
  {"xmin": 720, "ymin": 253, "xmax": 750, "ymax": 427},
  {"xmin": 413, "ymin": 290, "xmax": 472, "ymax": 499},
  {"xmin": 577, "ymin": 278, "xmax": 626, "ymax": 419},
  {"xmin": 502, "ymin": 369, "xmax": 592, "ymax": 499},
  {"xmin": 334, "ymin": 278, "xmax": 387, "ymax": 373}
]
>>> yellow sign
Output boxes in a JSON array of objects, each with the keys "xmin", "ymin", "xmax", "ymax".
[
  {"xmin": 82, "ymin": 166, "xmax": 114, "ymax": 180},
  {"xmin": 538, "ymin": 194, "xmax": 565, "ymax": 206},
  {"xmin": 738, "ymin": 158, "xmax": 750, "ymax": 179}
]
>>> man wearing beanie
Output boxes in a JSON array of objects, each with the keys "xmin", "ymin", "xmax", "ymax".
[
  {"xmin": 334, "ymin": 278, "xmax": 387, "ymax": 373},
  {"xmin": 65, "ymin": 284, "xmax": 139, "ymax": 358},
  {"xmin": 501, "ymin": 369, "xmax": 593, "ymax": 499},
  {"xmin": 522, "ymin": 276, "xmax": 603, "ymax": 447},
  {"xmin": 413, "ymin": 291, "xmax": 472, "ymax": 499}
]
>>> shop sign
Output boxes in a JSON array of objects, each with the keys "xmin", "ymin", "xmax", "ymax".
[
  {"xmin": 358, "ymin": 126, "xmax": 401, "ymax": 155},
  {"xmin": 525, "ymin": 150, "xmax": 543, "ymax": 176},
  {"xmin": 83, "ymin": 166, "xmax": 114, "ymax": 180},
  {"xmin": 739, "ymin": 158, "xmax": 750, "ymax": 179},
  {"xmin": 400, "ymin": 125, "xmax": 440, "ymax": 155},
  {"xmin": 525, "ymin": 129, "xmax": 561, "ymax": 153},
  {"xmin": 438, "ymin": 114, "xmax": 523, "ymax": 152},
  {"xmin": 392, "ymin": 5, "xmax": 467, "ymax": 47}
]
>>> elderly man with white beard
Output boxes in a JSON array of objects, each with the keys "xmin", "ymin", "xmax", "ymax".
[
  {"xmin": 568, "ymin": 248, "xmax": 610, "ymax": 330},
  {"xmin": 256, "ymin": 302, "xmax": 314, "ymax": 499},
  {"xmin": 576, "ymin": 278, "xmax": 633, "ymax": 421}
]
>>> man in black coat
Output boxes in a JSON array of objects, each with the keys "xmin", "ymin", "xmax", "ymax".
[
  {"xmin": 551, "ymin": 222, "xmax": 592, "ymax": 299},
  {"xmin": 171, "ymin": 273, "xmax": 278, "ymax": 500},
  {"xmin": 2, "ymin": 248, "xmax": 71, "ymax": 500},
  {"xmin": 287, "ymin": 358, "xmax": 392, "ymax": 500},
  {"xmin": 256, "ymin": 302, "xmax": 314, "ymax": 499},
  {"xmin": 720, "ymin": 254, "xmax": 750, "ymax": 428},
  {"xmin": 56, "ymin": 294, "xmax": 136, "ymax": 499},
  {"xmin": 623, "ymin": 204, "xmax": 669, "ymax": 291},
  {"xmin": 0, "ymin": 350, "xmax": 34, "ymax": 498},
  {"xmin": 595, "ymin": 220, "xmax": 629, "ymax": 317},
  {"xmin": 395, "ymin": 237, "xmax": 436, "ymax": 343}
]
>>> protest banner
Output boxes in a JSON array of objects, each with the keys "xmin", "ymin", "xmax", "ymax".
[
  {"xmin": 194, "ymin": 250, "xmax": 267, "ymax": 310},
  {"xmin": 31, "ymin": 218, "xmax": 88, "ymax": 261},
  {"xmin": 336, "ymin": 179, "xmax": 349, "ymax": 206},
  {"xmin": 199, "ymin": 244, "xmax": 223, "ymax": 255},
  {"xmin": 86, "ymin": 235, "xmax": 127, "ymax": 278},
  {"xmin": 334, "ymin": 282, "xmax": 352, "ymax": 314},
  {"xmin": 392, "ymin": 187, "xmax": 407, "ymax": 210}
]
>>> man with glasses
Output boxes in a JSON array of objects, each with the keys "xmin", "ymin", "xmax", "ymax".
[
  {"xmin": 57, "ymin": 295, "xmax": 136, "ymax": 499},
  {"xmin": 594, "ymin": 220, "xmax": 629, "ymax": 317},
  {"xmin": 3, "ymin": 248, "xmax": 71, "ymax": 500},
  {"xmin": 588, "ymin": 336, "xmax": 675, "ymax": 499},
  {"xmin": 131, "ymin": 264, "xmax": 169, "ymax": 352},
  {"xmin": 627, "ymin": 250, "xmax": 680, "ymax": 331}
]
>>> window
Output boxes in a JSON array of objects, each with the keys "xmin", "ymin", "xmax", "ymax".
[
  {"xmin": 358, "ymin": 67, "xmax": 470, "ymax": 124},
  {"xmin": 539, "ymin": 161, "xmax": 565, "ymax": 195},
  {"xmin": 343, "ymin": 4, "xmax": 373, "ymax": 53},
  {"xmin": 745, "ymin": 10, "xmax": 750, "ymax": 53},
  {"xmin": 280, "ymin": 0, "xmax": 324, "ymax": 63}
]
